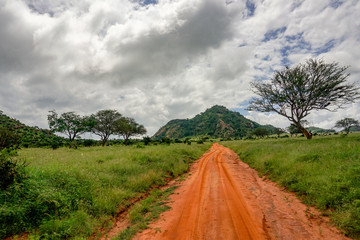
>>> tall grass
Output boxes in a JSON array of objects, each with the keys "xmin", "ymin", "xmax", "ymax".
[
  {"xmin": 223, "ymin": 133, "xmax": 360, "ymax": 238},
  {"xmin": 0, "ymin": 143, "xmax": 210, "ymax": 239}
]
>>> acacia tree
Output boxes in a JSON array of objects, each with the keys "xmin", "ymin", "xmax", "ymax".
[
  {"xmin": 334, "ymin": 118, "xmax": 359, "ymax": 134},
  {"xmin": 274, "ymin": 127, "xmax": 286, "ymax": 137},
  {"xmin": 48, "ymin": 111, "xmax": 92, "ymax": 146},
  {"xmin": 248, "ymin": 59, "xmax": 360, "ymax": 139},
  {"xmin": 115, "ymin": 117, "xmax": 147, "ymax": 145},
  {"xmin": 91, "ymin": 110, "xmax": 122, "ymax": 146}
]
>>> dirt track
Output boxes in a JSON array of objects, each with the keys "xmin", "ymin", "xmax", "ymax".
[{"xmin": 134, "ymin": 143, "xmax": 348, "ymax": 240}]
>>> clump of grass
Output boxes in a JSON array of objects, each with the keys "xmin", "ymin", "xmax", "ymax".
[
  {"xmin": 223, "ymin": 133, "xmax": 360, "ymax": 238},
  {"xmin": 0, "ymin": 143, "xmax": 210, "ymax": 239},
  {"xmin": 116, "ymin": 186, "xmax": 177, "ymax": 240}
]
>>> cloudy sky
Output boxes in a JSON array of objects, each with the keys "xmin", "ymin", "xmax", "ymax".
[{"xmin": 0, "ymin": 0, "xmax": 359, "ymax": 136}]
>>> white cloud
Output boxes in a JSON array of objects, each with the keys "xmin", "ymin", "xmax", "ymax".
[{"xmin": 0, "ymin": 0, "xmax": 359, "ymax": 136}]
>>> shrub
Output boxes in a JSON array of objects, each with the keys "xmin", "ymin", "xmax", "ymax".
[
  {"xmin": 143, "ymin": 137, "xmax": 152, "ymax": 145},
  {"xmin": 0, "ymin": 151, "xmax": 27, "ymax": 190},
  {"xmin": 0, "ymin": 127, "xmax": 19, "ymax": 151}
]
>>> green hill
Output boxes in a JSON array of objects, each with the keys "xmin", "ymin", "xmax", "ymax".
[
  {"xmin": 153, "ymin": 105, "xmax": 275, "ymax": 139},
  {"xmin": 0, "ymin": 111, "xmax": 65, "ymax": 147},
  {"xmin": 349, "ymin": 125, "xmax": 360, "ymax": 132},
  {"xmin": 307, "ymin": 126, "xmax": 335, "ymax": 134}
]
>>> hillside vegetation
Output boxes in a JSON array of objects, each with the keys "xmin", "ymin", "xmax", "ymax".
[
  {"xmin": 222, "ymin": 134, "xmax": 360, "ymax": 238},
  {"xmin": 0, "ymin": 112, "xmax": 65, "ymax": 148},
  {"xmin": 153, "ymin": 105, "xmax": 275, "ymax": 139},
  {"xmin": 0, "ymin": 143, "xmax": 210, "ymax": 239}
]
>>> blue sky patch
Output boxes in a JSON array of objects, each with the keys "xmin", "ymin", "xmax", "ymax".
[
  {"xmin": 313, "ymin": 40, "xmax": 335, "ymax": 55},
  {"xmin": 330, "ymin": 0, "xmax": 344, "ymax": 9},
  {"xmin": 263, "ymin": 27, "xmax": 287, "ymax": 42},
  {"xmin": 231, "ymin": 107, "xmax": 250, "ymax": 116},
  {"xmin": 246, "ymin": 0, "xmax": 256, "ymax": 17},
  {"xmin": 137, "ymin": 0, "xmax": 158, "ymax": 6}
]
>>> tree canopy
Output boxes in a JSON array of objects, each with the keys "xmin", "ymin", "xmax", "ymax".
[
  {"xmin": 273, "ymin": 127, "xmax": 286, "ymax": 137},
  {"xmin": 248, "ymin": 59, "xmax": 360, "ymax": 139},
  {"xmin": 115, "ymin": 117, "xmax": 146, "ymax": 145},
  {"xmin": 91, "ymin": 110, "xmax": 122, "ymax": 146},
  {"xmin": 48, "ymin": 111, "xmax": 93, "ymax": 144},
  {"xmin": 251, "ymin": 127, "xmax": 269, "ymax": 138},
  {"xmin": 334, "ymin": 118, "xmax": 359, "ymax": 134}
]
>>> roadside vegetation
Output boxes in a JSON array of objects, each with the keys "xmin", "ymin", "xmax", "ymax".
[
  {"xmin": 0, "ymin": 143, "xmax": 210, "ymax": 239},
  {"xmin": 115, "ymin": 186, "xmax": 178, "ymax": 240},
  {"xmin": 222, "ymin": 133, "xmax": 360, "ymax": 238}
]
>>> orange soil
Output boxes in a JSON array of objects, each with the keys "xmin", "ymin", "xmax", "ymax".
[{"xmin": 134, "ymin": 143, "xmax": 349, "ymax": 240}]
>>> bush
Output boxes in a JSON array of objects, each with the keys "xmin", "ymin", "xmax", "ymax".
[
  {"xmin": 83, "ymin": 139, "xmax": 96, "ymax": 147},
  {"xmin": 0, "ymin": 150, "xmax": 27, "ymax": 190},
  {"xmin": 0, "ymin": 127, "xmax": 19, "ymax": 151},
  {"xmin": 143, "ymin": 137, "xmax": 152, "ymax": 145}
]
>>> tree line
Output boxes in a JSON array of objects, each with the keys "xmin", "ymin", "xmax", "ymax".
[
  {"xmin": 48, "ymin": 109, "xmax": 146, "ymax": 147},
  {"xmin": 248, "ymin": 117, "xmax": 359, "ymax": 139}
]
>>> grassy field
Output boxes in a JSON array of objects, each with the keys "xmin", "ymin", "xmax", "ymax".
[
  {"xmin": 0, "ymin": 143, "xmax": 211, "ymax": 239},
  {"xmin": 223, "ymin": 133, "xmax": 360, "ymax": 238}
]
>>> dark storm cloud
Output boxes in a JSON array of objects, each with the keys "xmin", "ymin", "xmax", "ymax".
[
  {"xmin": 105, "ymin": 0, "xmax": 235, "ymax": 85},
  {"xmin": 0, "ymin": 0, "xmax": 359, "ymax": 134},
  {"xmin": 0, "ymin": 6, "xmax": 47, "ymax": 73}
]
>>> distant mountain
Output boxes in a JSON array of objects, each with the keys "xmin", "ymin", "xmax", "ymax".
[
  {"xmin": 153, "ymin": 105, "xmax": 275, "ymax": 139},
  {"xmin": 0, "ymin": 111, "xmax": 65, "ymax": 147},
  {"xmin": 349, "ymin": 125, "xmax": 360, "ymax": 132},
  {"xmin": 307, "ymin": 126, "xmax": 335, "ymax": 134}
]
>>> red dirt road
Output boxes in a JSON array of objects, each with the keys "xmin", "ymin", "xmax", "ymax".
[{"xmin": 134, "ymin": 143, "xmax": 348, "ymax": 240}]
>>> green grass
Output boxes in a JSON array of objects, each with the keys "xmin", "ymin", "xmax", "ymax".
[
  {"xmin": 115, "ymin": 186, "xmax": 177, "ymax": 240},
  {"xmin": 222, "ymin": 133, "xmax": 360, "ymax": 238},
  {"xmin": 0, "ymin": 143, "xmax": 210, "ymax": 239}
]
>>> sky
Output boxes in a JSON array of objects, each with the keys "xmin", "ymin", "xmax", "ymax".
[{"xmin": 0, "ymin": 0, "xmax": 359, "ymax": 136}]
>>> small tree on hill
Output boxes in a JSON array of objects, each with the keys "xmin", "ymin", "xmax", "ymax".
[
  {"xmin": 334, "ymin": 118, "xmax": 359, "ymax": 134},
  {"xmin": 48, "ymin": 111, "xmax": 93, "ymax": 147},
  {"xmin": 248, "ymin": 59, "xmax": 360, "ymax": 140},
  {"xmin": 115, "ymin": 117, "xmax": 147, "ymax": 145},
  {"xmin": 91, "ymin": 110, "xmax": 122, "ymax": 146}
]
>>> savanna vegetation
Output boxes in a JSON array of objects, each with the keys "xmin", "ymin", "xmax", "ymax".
[
  {"xmin": 0, "ymin": 112, "xmax": 65, "ymax": 148},
  {"xmin": 222, "ymin": 133, "xmax": 360, "ymax": 238},
  {"xmin": 248, "ymin": 58, "xmax": 360, "ymax": 139},
  {"xmin": 0, "ymin": 143, "xmax": 210, "ymax": 239}
]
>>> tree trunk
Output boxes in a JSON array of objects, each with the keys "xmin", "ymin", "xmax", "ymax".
[
  {"xmin": 346, "ymin": 127, "xmax": 350, "ymax": 134},
  {"xmin": 295, "ymin": 122, "xmax": 312, "ymax": 140},
  {"xmin": 300, "ymin": 128, "xmax": 312, "ymax": 139}
]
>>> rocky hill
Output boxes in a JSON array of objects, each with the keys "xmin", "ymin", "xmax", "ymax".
[{"xmin": 153, "ymin": 105, "xmax": 275, "ymax": 139}]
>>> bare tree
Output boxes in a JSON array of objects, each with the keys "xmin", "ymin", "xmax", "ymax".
[{"xmin": 248, "ymin": 59, "xmax": 360, "ymax": 139}]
